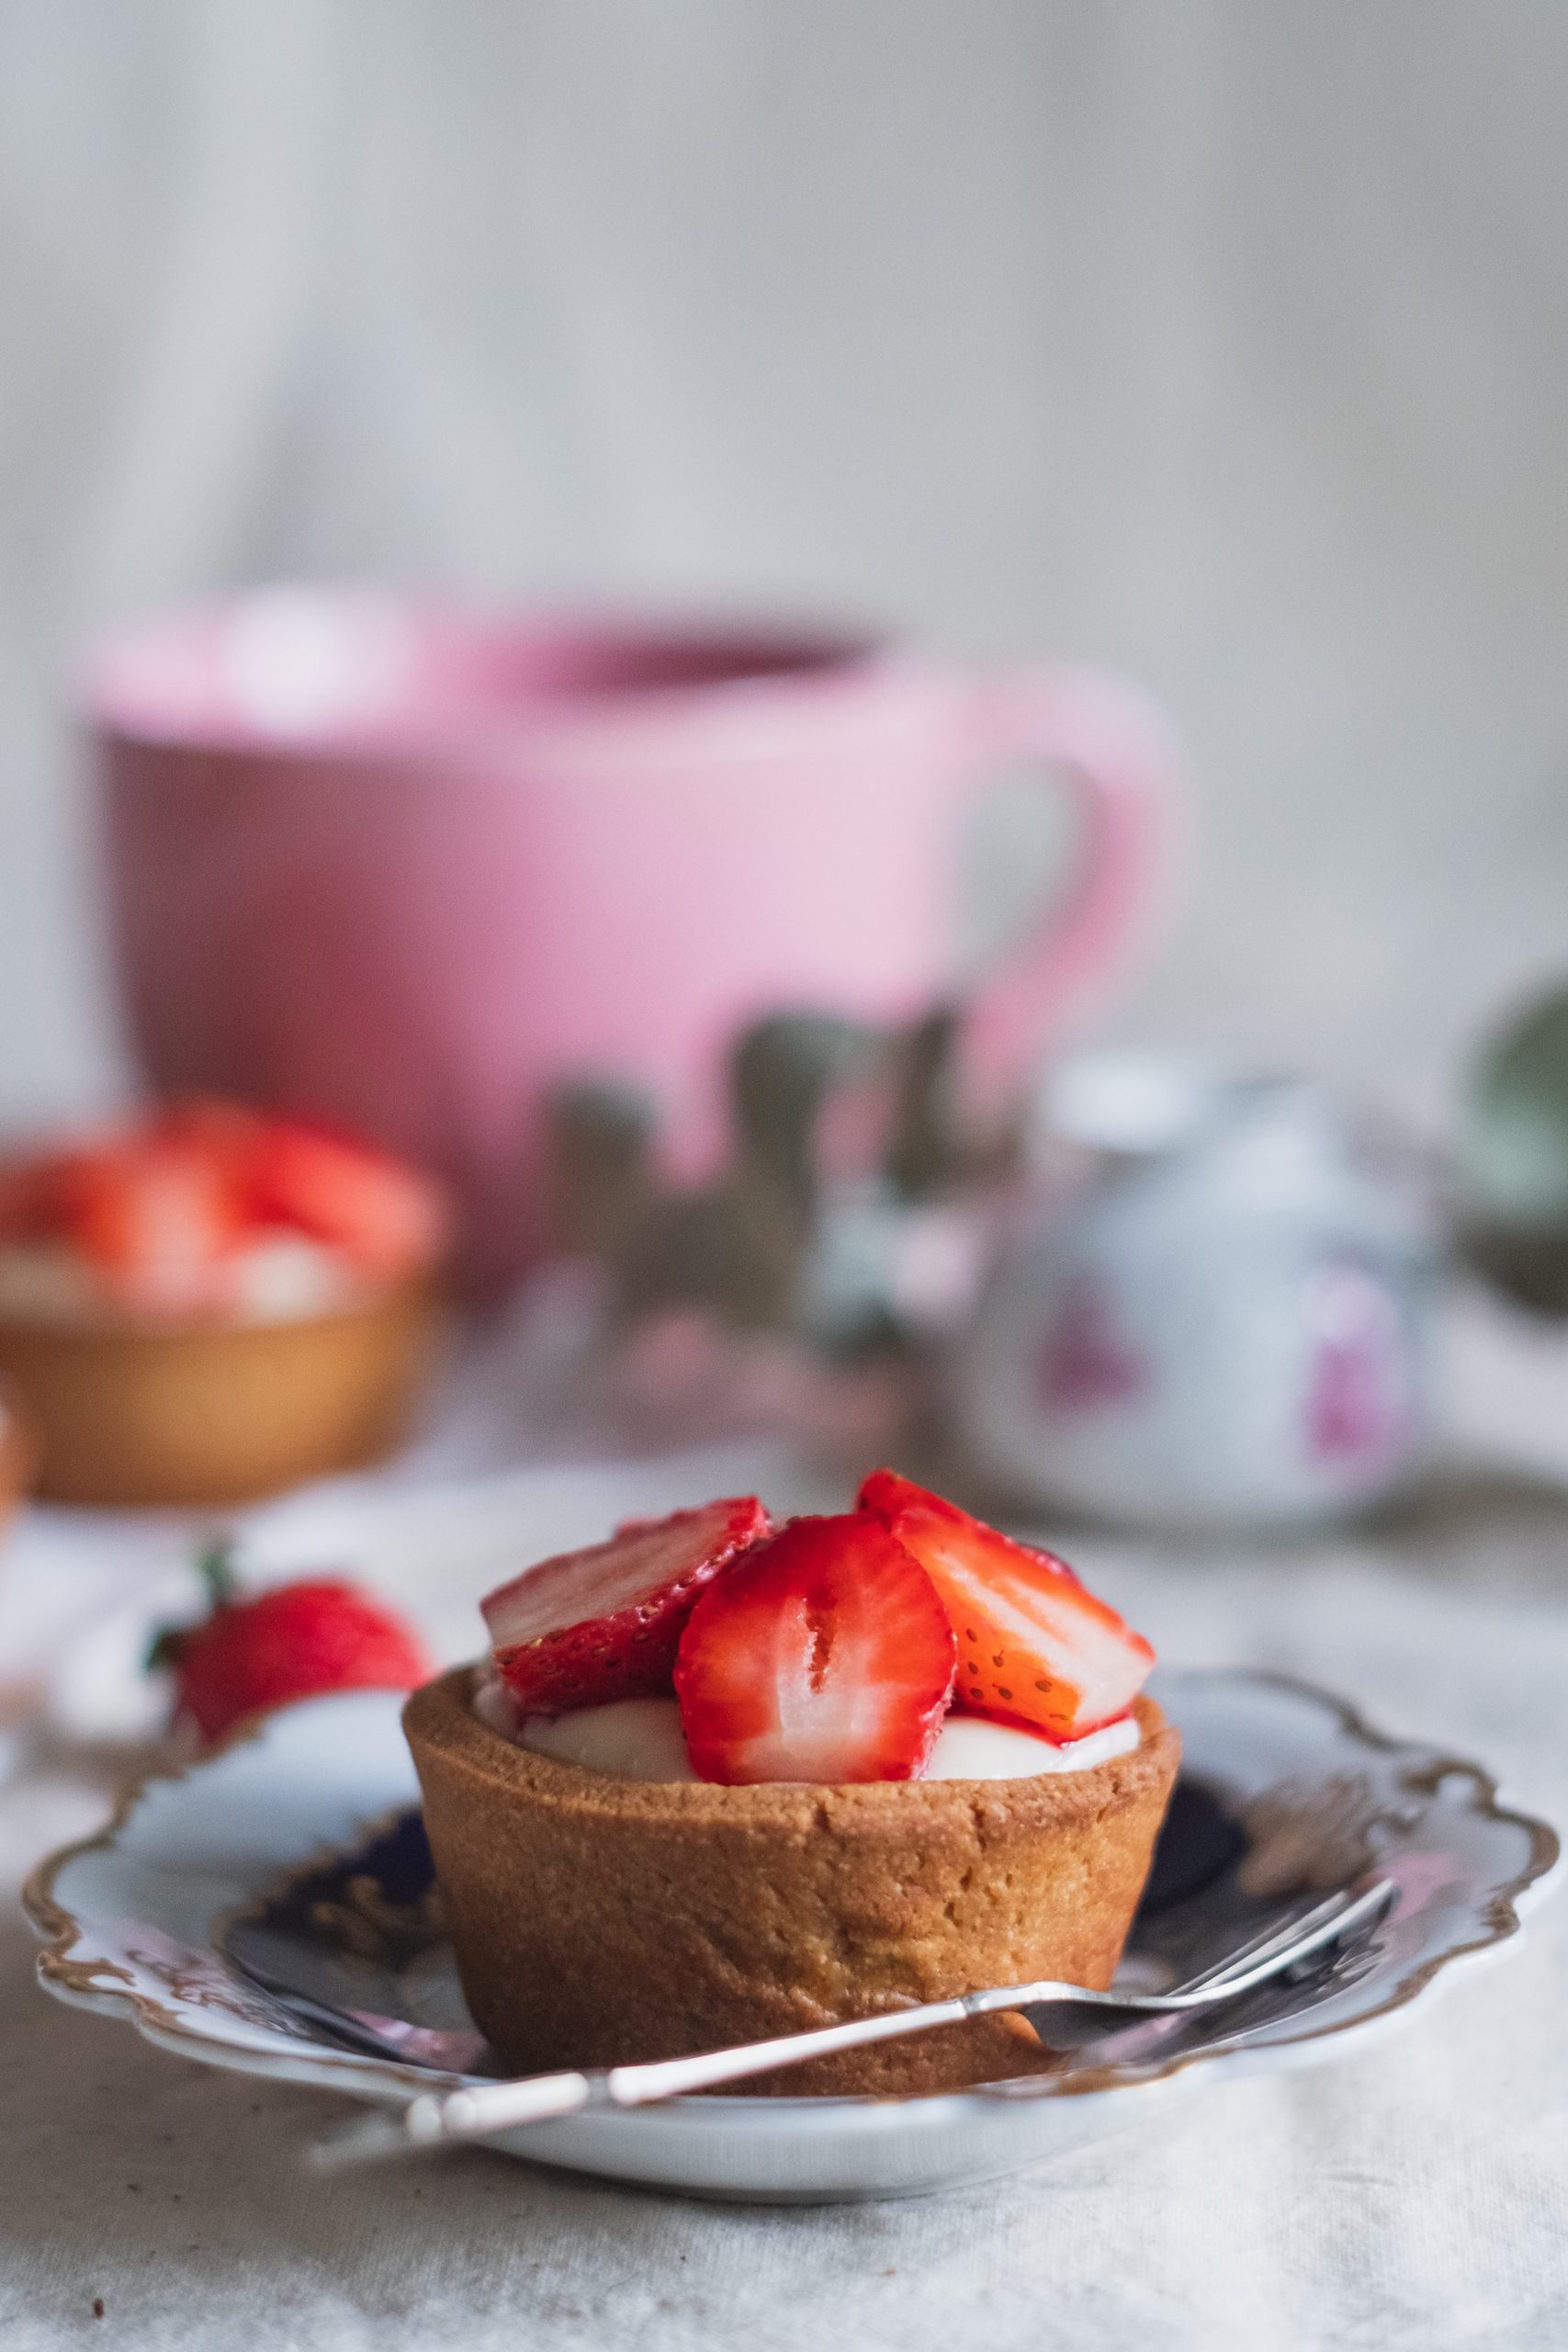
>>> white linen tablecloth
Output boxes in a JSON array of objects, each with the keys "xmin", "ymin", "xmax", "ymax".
[{"xmin": 2, "ymin": 1302, "xmax": 1567, "ymax": 2349}]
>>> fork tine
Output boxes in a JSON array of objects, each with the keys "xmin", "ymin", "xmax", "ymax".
[
  {"xmin": 1168, "ymin": 1879, "xmax": 1394, "ymax": 2007},
  {"xmin": 1171, "ymin": 1883, "xmax": 1375, "ymax": 1998}
]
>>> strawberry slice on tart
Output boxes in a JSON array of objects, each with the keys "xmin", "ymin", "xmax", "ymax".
[
  {"xmin": 673, "ymin": 1512, "xmax": 957, "ymax": 1785},
  {"xmin": 482, "ymin": 1496, "xmax": 771, "ymax": 1715},
  {"xmin": 241, "ymin": 1115, "xmax": 449, "ymax": 1282},
  {"xmin": 55, "ymin": 1136, "xmax": 249, "ymax": 1316},
  {"xmin": 856, "ymin": 1467, "xmax": 1153, "ymax": 1742}
]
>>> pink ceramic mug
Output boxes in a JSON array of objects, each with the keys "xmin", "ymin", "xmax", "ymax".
[{"xmin": 91, "ymin": 590, "xmax": 1180, "ymax": 1289}]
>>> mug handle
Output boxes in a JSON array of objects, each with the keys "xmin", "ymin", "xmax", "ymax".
[{"xmin": 955, "ymin": 665, "xmax": 1184, "ymax": 1122}]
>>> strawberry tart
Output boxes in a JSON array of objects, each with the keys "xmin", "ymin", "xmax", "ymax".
[
  {"xmin": 0, "ymin": 1101, "xmax": 449, "ymax": 1505},
  {"xmin": 405, "ymin": 1472, "xmax": 1179, "ymax": 2096}
]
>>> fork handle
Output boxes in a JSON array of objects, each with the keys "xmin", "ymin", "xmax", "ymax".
[
  {"xmin": 313, "ymin": 1992, "xmax": 980, "ymax": 2166},
  {"xmin": 312, "ymin": 1878, "xmax": 1394, "ymax": 2169}
]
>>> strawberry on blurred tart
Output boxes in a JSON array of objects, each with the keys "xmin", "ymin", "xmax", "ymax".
[
  {"xmin": 404, "ymin": 1473, "xmax": 1179, "ymax": 2096},
  {"xmin": 0, "ymin": 1101, "xmax": 449, "ymax": 1505}
]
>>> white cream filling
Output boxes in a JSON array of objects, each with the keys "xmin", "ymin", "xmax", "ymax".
[
  {"xmin": 0, "ymin": 1245, "xmax": 101, "ymax": 1323},
  {"xmin": 473, "ymin": 1675, "xmax": 1139, "ymax": 1783},
  {"xmin": 521, "ymin": 1695, "xmax": 702, "ymax": 1781},
  {"xmin": 922, "ymin": 1711, "xmax": 1140, "ymax": 1779},
  {"xmin": 0, "ymin": 1234, "xmax": 359, "ymax": 1326},
  {"xmin": 231, "ymin": 1234, "xmax": 360, "ymax": 1319}
]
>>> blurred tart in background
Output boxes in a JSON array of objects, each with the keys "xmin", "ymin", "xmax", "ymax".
[{"xmin": 0, "ymin": 1101, "xmax": 450, "ymax": 1507}]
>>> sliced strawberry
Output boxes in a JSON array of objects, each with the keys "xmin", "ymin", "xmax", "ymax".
[
  {"xmin": 673, "ymin": 1513, "xmax": 956, "ymax": 1784},
  {"xmin": 152, "ymin": 1096, "xmax": 268, "ymax": 1178},
  {"xmin": 857, "ymin": 1467, "xmax": 1153, "ymax": 1740},
  {"xmin": 243, "ymin": 1116, "xmax": 448, "ymax": 1279},
  {"xmin": 57, "ymin": 1138, "xmax": 248, "ymax": 1314},
  {"xmin": 0, "ymin": 1148, "xmax": 79, "ymax": 1243},
  {"xmin": 483, "ymin": 1497, "xmax": 771, "ymax": 1714}
]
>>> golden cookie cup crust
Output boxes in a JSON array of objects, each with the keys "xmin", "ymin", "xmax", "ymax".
[
  {"xmin": 405, "ymin": 1668, "xmax": 1179, "ymax": 2097},
  {"xmin": 0, "ymin": 1278, "xmax": 443, "ymax": 1506}
]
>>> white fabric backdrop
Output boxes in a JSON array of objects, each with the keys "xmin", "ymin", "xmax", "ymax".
[{"xmin": 1, "ymin": 1, "xmax": 1567, "ymax": 1131}]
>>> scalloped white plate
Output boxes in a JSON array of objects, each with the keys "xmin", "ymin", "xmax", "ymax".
[{"xmin": 25, "ymin": 1670, "xmax": 1559, "ymax": 2202}]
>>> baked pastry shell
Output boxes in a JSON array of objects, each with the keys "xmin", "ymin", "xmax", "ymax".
[
  {"xmin": 0, "ymin": 1277, "xmax": 444, "ymax": 1507},
  {"xmin": 404, "ymin": 1666, "xmax": 1180, "ymax": 2097}
]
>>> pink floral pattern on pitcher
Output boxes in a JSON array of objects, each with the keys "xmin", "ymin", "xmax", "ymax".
[
  {"xmin": 1033, "ymin": 1276, "xmax": 1148, "ymax": 1414},
  {"xmin": 1302, "ymin": 1261, "xmax": 1409, "ymax": 1468}
]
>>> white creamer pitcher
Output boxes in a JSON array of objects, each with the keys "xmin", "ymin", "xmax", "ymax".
[{"xmin": 955, "ymin": 1056, "xmax": 1436, "ymax": 1531}]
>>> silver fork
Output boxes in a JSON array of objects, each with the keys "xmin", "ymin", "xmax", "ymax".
[{"xmin": 310, "ymin": 1876, "xmax": 1393, "ymax": 2170}]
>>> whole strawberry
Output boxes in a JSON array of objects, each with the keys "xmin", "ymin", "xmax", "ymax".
[{"xmin": 152, "ymin": 1541, "xmax": 431, "ymax": 1745}]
